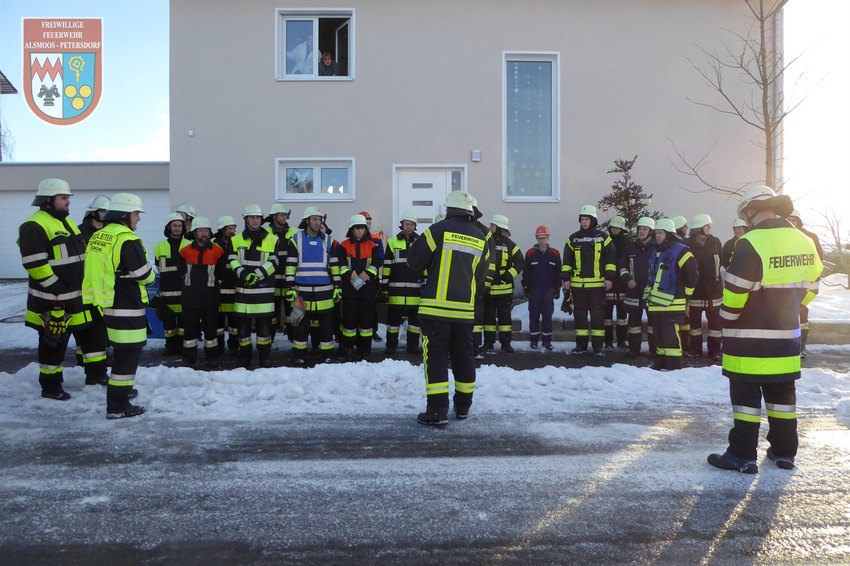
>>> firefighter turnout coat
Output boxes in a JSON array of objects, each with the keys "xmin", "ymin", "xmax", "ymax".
[
  {"xmin": 720, "ymin": 218, "xmax": 823, "ymax": 383},
  {"xmin": 382, "ymin": 231, "xmax": 422, "ymax": 308},
  {"xmin": 228, "ymin": 228, "xmax": 280, "ymax": 318}
]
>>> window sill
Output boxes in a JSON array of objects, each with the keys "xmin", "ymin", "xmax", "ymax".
[{"xmin": 276, "ymin": 76, "xmax": 354, "ymax": 82}]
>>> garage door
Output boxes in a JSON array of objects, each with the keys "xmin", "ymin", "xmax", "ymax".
[{"xmin": 0, "ymin": 189, "xmax": 170, "ymax": 279}]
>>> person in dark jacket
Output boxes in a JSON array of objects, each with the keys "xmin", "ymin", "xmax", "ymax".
[
  {"xmin": 337, "ymin": 214, "xmax": 382, "ymax": 361},
  {"xmin": 605, "ymin": 216, "xmax": 631, "ymax": 350},
  {"xmin": 522, "ymin": 225, "xmax": 561, "ymax": 350},
  {"xmin": 482, "ymin": 214, "xmax": 523, "ymax": 353},
  {"xmin": 78, "ymin": 193, "xmax": 110, "ymax": 245},
  {"xmin": 407, "ymin": 191, "xmax": 489, "ymax": 425},
  {"xmin": 644, "ymin": 218, "xmax": 699, "ymax": 371},
  {"xmin": 213, "ymin": 215, "xmax": 239, "ymax": 355},
  {"xmin": 685, "ymin": 214, "xmax": 722, "ymax": 360},
  {"xmin": 177, "ymin": 217, "xmax": 227, "ymax": 368},
  {"xmin": 708, "ymin": 186, "xmax": 822, "ymax": 474},
  {"xmin": 721, "ymin": 218, "xmax": 749, "ymax": 270},
  {"xmin": 788, "ymin": 209, "xmax": 825, "ymax": 358},
  {"xmin": 18, "ymin": 178, "xmax": 107, "ymax": 400},
  {"xmin": 153, "ymin": 213, "xmax": 190, "ymax": 356},
  {"xmin": 382, "ymin": 211, "xmax": 422, "ymax": 355},
  {"xmin": 618, "ymin": 217, "xmax": 657, "ymax": 357},
  {"xmin": 562, "ymin": 205, "xmax": 617, "ymax": 357}
]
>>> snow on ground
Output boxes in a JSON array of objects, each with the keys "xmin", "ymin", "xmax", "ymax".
[{"xmin": 1, "ymin": 278, "xmax": 850, "ymax": 428}]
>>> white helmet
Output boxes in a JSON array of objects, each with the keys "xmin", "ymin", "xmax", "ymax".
[
  {"xmin": 672, "ymin": 215, "xmax": 688, "ymax": 230},
  {"xmin": 655, "ymin": 218, "xmax": 676, "ymax": 233},
  {"xmin": 164, "ymin": 212, "xmax": 184, "ymax": 226},
  {"xmin": 302, "ymin": 205, "xmax": 324, "ymax": 220},
  {"xmin": 107, "ymin": 193, "xmax": 144, "ymax": 213},
  {"xmin": 636, "ymin": 216, "xmax": 655, "ymax": 230},
  {"xmin": 400, "ymin": 211, "xmax": 418, "ymax": 225},
  {"xmin": 269, "ymin": 203, "xmax": 291, "ymax": 216},
  {"xmin": 445, "ymin": 190, "xmax": 474, "ymax": 213},
  {"xmin": 86, "ymin": 193, "xmax": 111, "ymax": 211},
  {"xmin": 217, "ymin": 215, "xmax": 237, "ymax": 230},
  {"xmin": 242, "ymin": 204, "xmax": 263, "ymax": 217},
  {"xmin": 579, "ymin": 204, "xmax": 597, "ymax": 219},
  {"xmin": 175, "ymin": 202, "xmax": 197, "ymax": 218},
  {"xmin": 736, "ymin": 185, "xmax": 775, "ymax": 219},
  {"xmin": 609, "ymin": 216, "xmax": 627, "ymax": 230},
  {"xmin": 32, "ymin": 178, "xmax": 72, "ymax": 205},
  {"xmin": 348, "ymin": 214, "xmax": 368, "ymax": 229},
  {"xmin": 434, "ymin": 212, "xmax": 446, "ymax": 223},
  {"xmin": 733, "ymin": 217, "xmax": 748, "ymax": 228},
  {"xmin": 690, "ymin": 213, "xmax": 712, "ymax": 229},
  {"xmin": 191, "ymin": 216, "xmax": 212, "ymax": 232},
  {"xmin": 490, "ymin": 213, "xmax": 511, "ymax": 236}
]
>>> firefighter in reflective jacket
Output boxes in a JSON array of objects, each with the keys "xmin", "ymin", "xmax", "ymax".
[
  {"xmin": 708, "ymin": 186, "xmax": 822, "ymax": 474},
  {"xmin": 265, "ymin": 203, "xmax": 298, "ymax": 336},
  {"xmin": 153, "ymin": 213, "xmax": 190, "ymax": 355},
  {"xmin": 619, "ymin": 216, "xmax": 657, "ymax": 357},
  {"xmin": 788, "ymin": 209, "xmax": 825, "ymax": 358},
  {"xmin": 482, "ymin": 214, "xmax": 522, "ymax": 353},
  {"xmin": 381, "ymin": 211, "xmax": 422, "ymax": 355},
  {"xmin": 177, "ymin": 217, "xmax": 226, "ymax": 368},
  {"xmin": 685, "ymin": 213, "xmax": 724, "ymax": 360},
  {"xmin": 284, "ymin": 206, "xmax": 341, "ymax": 365},
  {"xmin": 605, "ymin": 216, "xmax": 630, "ymax": 350},
  {"xmin": 562, "ymin": 205, "xmax": 617, "ymax": 356},
  {"xmin": 337, "ymin": 214, "xmax": 382, "ymax": 360},
  {"xmin": 78, "ymin": 193, "xmax": 110, "ymax": 246},
  {"xmin": 18, "ymin": 178, "xmax": 108, "ymax": 400},
  {"xmin": 213, "ymin": 215, "xmax": 239, "ymax": 354},
  {"xmin": 644, "ymin": 218, "xmax": 698, "ymax": 371},
  {"xmin": 228, "ymin": 204, "xmax": 282, "ymax": 369},
  {"xmin": 83, "ymin": 193, "xmax": 153, "ymax": 419},
  {"xmin": 407, "ymin": 191, "xmax": 489, "ymax": 425}
]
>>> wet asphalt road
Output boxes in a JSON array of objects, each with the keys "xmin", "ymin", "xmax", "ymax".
[{"xmin": 1, "ymin": 408, "xmax": 849, "ymax": 564}]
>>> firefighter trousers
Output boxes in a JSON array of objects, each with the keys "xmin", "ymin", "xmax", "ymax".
[
  {"xmin": 420, "ymin": 319, "xmax": 476, "ymax": 414},
  {"xmin": 483, "ymin": 294, "xmax": 513, "ymax": 346},
  {"xmin": 341, "ymin": 298, "xmax": 375, "ymax": 355},
  {"xmin": 572, "ymin": 288, "xmax": 605, "ymax": 352},
  {"xmin": 688, "ymin": 304, "xmax": 721, "ymax": 357},
  {"xmin": 726, "ymin": 380, "xmax": 797, "ymax": 461},
  {"xmin": 386, "ymin": 306, "xmax": 421, "ymax": 351},
  {"xmin": 650, "ymin": 311, "xmax": 683, "ymax": 370}
]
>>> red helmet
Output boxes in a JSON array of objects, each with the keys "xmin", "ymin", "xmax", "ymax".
[{"xmin": 535, "ymin": 225, "xmax": 551, "ymax": 237}]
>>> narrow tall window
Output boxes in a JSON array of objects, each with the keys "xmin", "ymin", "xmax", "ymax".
[{"xmin": 503, "ymin": 52, "xmax": 559, "ymax": 201}]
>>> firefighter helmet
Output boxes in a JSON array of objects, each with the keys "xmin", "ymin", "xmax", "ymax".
[
  {"xmin": 217, "ymin": 215, "xmax": 237, "ymax": 230},
  {"xmin": 637, "ymin": 216, "xmax": 655, "ymax": 230},
  {"xmin": 400, "ymin": 211, "xmax": 418, "ymax": 225},
  {"xmin": 609, "ymin": 216, "xmax": 627, "ymax": 230},
  {"xmin": 490, "ymin": 214, "xmax": 510, "ymax": 232},
  {"xmin": 302, "ymin": 205, "xmax": 324, "ymax": 220},
  {"xmin": 86, "ymin": 193, "xmax": 111, "ymax": 211},
  {"xmin": 269, "ymin": 203, "xmax": 291, "ymax": 216},
  {"xmin": 535, "ymin": 225, "xmax": 551, "ymax": 237},
  {"xmin": 107, "ymin": 193, "xmax": 144, "ymax": 213},
  {"xmin": 175, "ymin": 202, "xmax": 197, "ymax": 219},
  {"xmin": 671, "ymin": 216, "xmax": 688, "ymax": 230},
  {"xmin": 655, "ymin": 218, "xmax": 676, "ymax": 233},
  {"xmin": 690, "ymin": 213, "xmax": 712, "ymax": 229},
  {"xmin": 242, "ymin": 204, "xmax": 264, "ymax": 218},
  {"xmin": 736, "ymin": 184, "xmax": 793, "ymax": 220},
  {"xmin": 32, "ymin": 178, "xmax": 72, "ymax": 205},
  {"xmin": 733, "ymin": 217, "xmax": 748, "ymax": 228},
  {"xmin": 578, "ymin": 204, "xmax": 597, "ymax": 219},
  {"xmin": 191, "ymin": 216, "xmax": 212, "ymax": 232},
  {"xmin": 445, "ymin": 191, "xmax": 474, "ymax": 213},
  {"xmin": 348, "ymin": 214, "xmax": 368, "ymax": 229}
]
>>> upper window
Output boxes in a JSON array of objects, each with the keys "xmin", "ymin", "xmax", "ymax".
[
  {"xmin": 503, "ymin": 52, "xmax": 560, "ymax": 201},
  {"xmin": 276, "ymin": 158, "xmax": 355, "ymax": 202},
  {"xmin": 277, "ymin": 9, "xmax": 354, "ymax": 80}
]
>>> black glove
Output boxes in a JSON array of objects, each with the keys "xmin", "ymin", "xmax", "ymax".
[
  {"xmin": 501, "ymin": 273, "xmax": 514, "ymax": 284},
  {"xmin": 560, "ymin": 293, "xmax": 573, "ymax": 315},
  {"xmin": 41, "ymin": 308, "xmax": 70, "ymax": 348}
]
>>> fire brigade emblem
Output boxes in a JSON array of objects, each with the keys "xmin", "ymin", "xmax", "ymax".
[{"xmin": 23, "ymin": 18, "xmax": 103, "ymax": 125}]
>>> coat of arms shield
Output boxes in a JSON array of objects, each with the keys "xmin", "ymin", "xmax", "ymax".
[{"xmin": 23, "ymin": 18, "xmax": 102, "ymax": 125}]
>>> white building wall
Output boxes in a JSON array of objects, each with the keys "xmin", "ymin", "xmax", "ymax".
[{"xmin": 170, "ymin": 0, "xmax": 765, "ymax": 247}]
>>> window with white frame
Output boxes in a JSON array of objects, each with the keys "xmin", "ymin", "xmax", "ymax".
[
  {"xmin": 277, "ymin": 9, "xmax": 354, "ymax": 80},
  {"xmin": 503, "ymin": 52, "xmax": 559, "ymax": 201},
  {"xmin": 277, "ymin": 159, "xmax": 355, "ymax": 202}
]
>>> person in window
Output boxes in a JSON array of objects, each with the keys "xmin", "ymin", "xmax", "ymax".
[{"xmin": 319, "ymin": 52, "xmax": 340, "ymax": 76}]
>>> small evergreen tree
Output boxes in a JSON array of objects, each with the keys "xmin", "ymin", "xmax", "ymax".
[{"xmin": 597, "ymin": 156, "xmax": 662, "ymax": 229}]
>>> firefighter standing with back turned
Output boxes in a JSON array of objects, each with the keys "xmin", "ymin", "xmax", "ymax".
[
  {"xmin": 708, "ymin": 186, "xmax": 822, "ymax": 474},
  {"xmin": 407, "ymin": 191, "xmax": 489, "ymax": 425}
]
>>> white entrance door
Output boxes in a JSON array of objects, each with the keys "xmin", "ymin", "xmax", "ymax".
[{"xmin": 395, "ymin": 167, "xmax": 464, "ymax": 233}]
